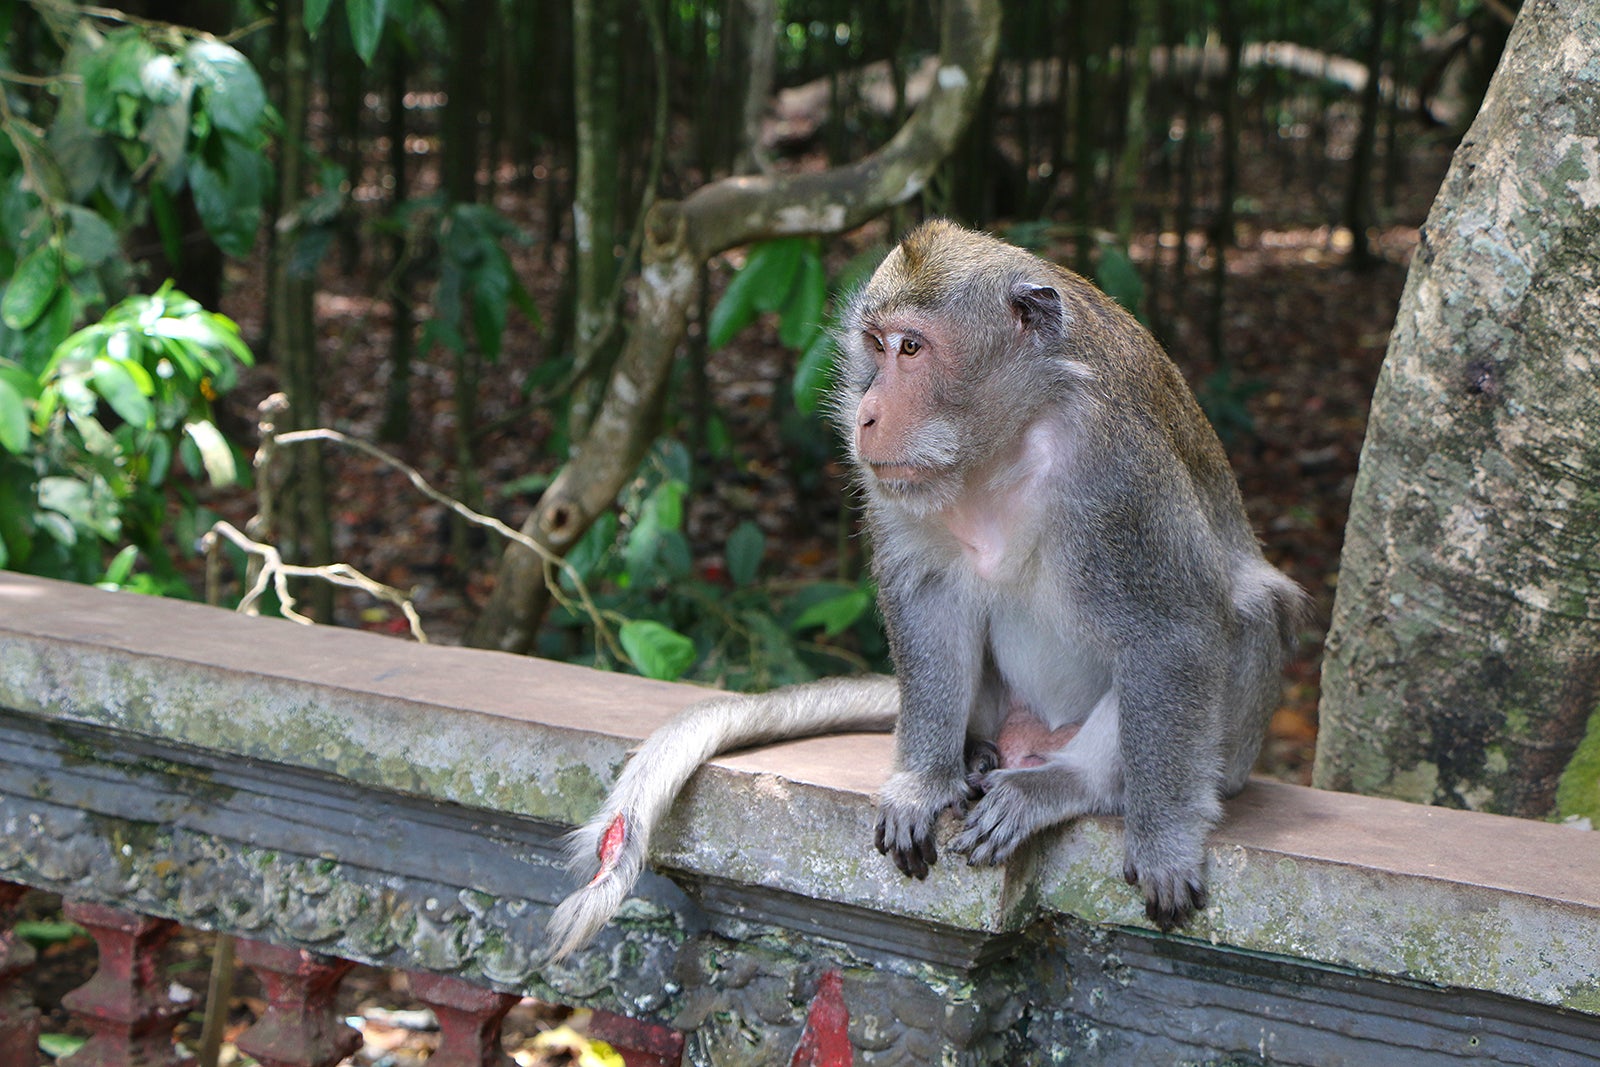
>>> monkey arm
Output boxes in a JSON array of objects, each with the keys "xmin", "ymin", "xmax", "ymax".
[
  {"xmin": 1112, "ymin": 620, "xmax": 1230, "ymax": 930},
  {"xmin": 873, "ymin": 573, "xmax": 990, "ymax": 879},
  {"xmin": 545, "ymin": 675, "xmax": 899, "ymax": 961}
]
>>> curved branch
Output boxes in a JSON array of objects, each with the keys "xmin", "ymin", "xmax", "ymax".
[{"xmin": 468, "ymin": 0, "xmax": 1002, "ymax": 654}]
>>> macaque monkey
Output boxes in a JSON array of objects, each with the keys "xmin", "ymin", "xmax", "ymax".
[{"xmin": 545, "ymin": 221, "xmax": 1303, "ymax": 961}]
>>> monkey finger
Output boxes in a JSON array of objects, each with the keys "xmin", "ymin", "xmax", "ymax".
[{"xmin": 894, "ymin": 842, "xmax": 931, "ymax": 880}]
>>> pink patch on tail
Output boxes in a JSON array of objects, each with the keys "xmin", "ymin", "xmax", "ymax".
[{"xmin": 587, "ymin": 814, "xmax": 627, "ymax": 887}]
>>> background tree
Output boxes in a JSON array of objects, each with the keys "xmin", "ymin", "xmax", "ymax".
[
  {"xmin": 463, "ymin": 0, "xmax": 1003, "ymax": 653},
  {"xmin": 1315, "ymin": 0, "xmax": 1600, "ymax": 823},
  {"xmin": 2, "ymin": 0, "xmax": 1526, "ymax": 720}
]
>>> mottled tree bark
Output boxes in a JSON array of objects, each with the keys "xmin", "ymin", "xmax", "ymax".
[
  {"xmin": 466, "ymin": 0, "xmax": 1002, "ymax": 654},
  {"xmin": 1315, "ymin": 0, "xmax": 1600, "ymax": 823}
]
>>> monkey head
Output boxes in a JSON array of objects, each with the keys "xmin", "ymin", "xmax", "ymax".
[{"xmin": 831, "ymin": 221, "xmax": 1090, "ymax": 512}]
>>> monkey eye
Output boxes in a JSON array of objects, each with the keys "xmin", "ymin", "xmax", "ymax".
[
  {"xmin": 865, "ymin": 332, "xmax": 884, "ymax": 353},
  {"xmin": 899, "ymin": 337, "xmax": 921, "ymax": 357}
]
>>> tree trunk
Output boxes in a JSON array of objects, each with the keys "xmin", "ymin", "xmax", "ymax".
[
  {"xmin": 271, "ymin": 0, "xmax": 335, "ymax": 623},
  {"xmin": 1207, "ymin": 0, "xmax": 1242, "ymax": 363},
  {"xmin": 379, "ymin": 41, "xmax": 413, "ymax": 444},
  {"xmin": 1314, "ymin": 0, "xmax": 1600, "ymax": 823},
  {"xmin": 1343, "ymin": 0, "xmax": 1388, "ymax": 270},
  {"xmin": 443, "ymin": 0, "xmax": 490, "ymax": 570},
  {"xmin": 465, "ymin": 0, "xmax": 1003, "ymax": 654},
  {"xmin": 568, "ymin": 0, "xmax": 624, "ymax": 438}
]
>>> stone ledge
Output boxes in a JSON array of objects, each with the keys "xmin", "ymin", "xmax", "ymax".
[{"xmin": 2, "ymin": 570, "xmax": 1597, "ymax": 1017}]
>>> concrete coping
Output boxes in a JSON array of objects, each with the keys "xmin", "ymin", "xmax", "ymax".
[{"xmin": 1, "ymin": 570, "xmax": 1596, "ymax": 1014}]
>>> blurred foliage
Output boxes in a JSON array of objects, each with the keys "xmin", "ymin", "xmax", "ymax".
[
  {"xmin": 541, "ymin": 439, "xmax": 886, "ymax": 684},
  {"xmin": 0, "ymin": 283, "xmax": 253, "ymax": 589},
  {"xmin": 0, "ymin": 0, "xmax": 1510, "ymax": 680}
]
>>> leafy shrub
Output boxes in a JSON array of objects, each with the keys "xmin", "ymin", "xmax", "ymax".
[
  {"xmin": 540, "ymin": 440, "xmax": 885, "ymax": 684},
  {"xmin": 0, "ymin": 284, "xmax": 253, "ymax": 590}
]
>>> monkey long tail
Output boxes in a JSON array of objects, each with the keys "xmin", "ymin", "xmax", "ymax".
[{"xmin": 544, "ymin": 675, "xmax": 900, "ymax": 961}]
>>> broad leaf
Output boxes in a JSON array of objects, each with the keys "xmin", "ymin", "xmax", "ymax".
[
  {"xmin": 305, "ymin": 0, "xmax": 335, "ymax": 36},
  {"xmin": 61, "ymin": 207, "xmax": 119, "ymax": 268},
  {"xmin": 778, "ymin": 246, "xmax": 826, "ymax": 349},
  {"xmin": 183, "ymin": 419, "xmax": 237, "ymax": 485},
  {"xmin": 347, "ymin": 0, "xmax": 390, "ymax": 66},
  {"xmin": 91, "ymin": 358, "xmax": 154, "ymax": 429},
  {"xmin": 3, "ymin": 243, "xmax": 62, "ymax": 331},
  {"xmin": 792, "ymin": 321, "xmax": 836, "ymax": 415},
  {"xmin": 619, "ymin": 620, "xmax": 697, "ymax": 681},
  {"xmin": 102, "ymin": 544, "xmax": 139, "ymax": 586},
  {"xmin": 0, "ymin": 378, "xmax": 29, "ymax": 454},
  {"xmin": 707, "ymin": 239, "xmax": 805, "ymax": 349},
  {"xmin": 185, "ymin": 40, "xmax": 267, "ymax": 136},
  {"xmin": 792, "ymin": 586, "xmax": 873, "ymax": 637},
  {"xmin": 725, "ymin": 520, "xmax": 765, "ymax": 587},
  {"xmin": 1095, "ymin": 242, "xmax": 1145, "ymax": 322}
]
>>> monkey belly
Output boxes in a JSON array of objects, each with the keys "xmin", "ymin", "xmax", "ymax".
[{"xmin": 995, "ymin": 706, "xmax": 1083, "ymax": 768}]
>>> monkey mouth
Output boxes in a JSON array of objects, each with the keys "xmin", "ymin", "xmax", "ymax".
[{"xmin": 867, "ymin": 462, "xmax": 934, "ymax": 487}]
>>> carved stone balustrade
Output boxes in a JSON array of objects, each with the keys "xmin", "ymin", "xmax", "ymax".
[{"xmin": 1, "ymin": 571, "xmax": 1598, "ymax": 1065}]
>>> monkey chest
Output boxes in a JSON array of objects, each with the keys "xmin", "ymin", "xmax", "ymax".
[{"xmin": 985, "ymin": 586, "xmax": 1112, "ymax": 727}]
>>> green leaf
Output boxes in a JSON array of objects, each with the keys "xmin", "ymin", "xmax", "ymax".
[
  {"xmin": 619, "ymin": 620, "xmax": 697, "ymax": 681},
  {"xmin": 778, "ymin": 246, "xmax": 825, "ymax": 349},
  {"xmin": 15, "ymin": 921, "xmax": 81, "ymax": 940},
  {"xmin": 707, "ymin": 239, "xmax": 805, "ymax": 349},
  {"xmin": 1095, "ymin": 242, "xmax": 1145, "ymax": 322},
  {"xmin": 187, "ymin": 148, "xmax": 260, "ymax": 258},
  {"xmin": 104, "ymin": 33, "xmax": 157, "ymax": 98},
  {"xmin": 183, "ymin": 419, "xmax": 237, "ymax": 485},
  {"xmin": 102, "ymin": 544, "xmax": 139, "ymax": 585},
  {"xmin": 564, "ymin": 511, "xmax": 618, "ymax": 586},
  {"xmin": 145, "ymin": 432, "xmax": 172, "ymax": 486},
  {"xmin": 91, "ymin": 358, "xmax": 154, "ymax": 428},
  {"xmin": 62, "ymin": 206, "xmax": 120, "ymax": 268},
  {"xmin": 347, "ymin": 0, "xmax": 390, "ymax": 66},
  {"xmin": 139, "ymin": 52, "xmax": 184, "ymax": 103},
  {"xmin": 0, "ymin": 378, "xmax": 29, "ymax": 454},
  {"xmin": 39, "ymin": 1033, "xmax": 88, "ymax": 1058},
  {"xmin": 792, "ymin": 586, "xmax": 873, "ymax": 637},
  {"xmin": 656, "ymin": 438, "xmax": 692, "ymax": 485},
  {"xmin": 39, "ymin": 476, "xmax": 119, "ymax": 540},
  {"xmin": 645, "ymin": 479, "xmax": 686, "ymax": 532},
  {"xmin": 3, "ymin": 243, "xmax": 62, "ymax": 331},
  {"xmin": 725, "ymin": 520, "xmax": 765, "ymax": 587},
  {"xmin": 792, "ymin": 322, "xmax": 837, "ymax": 415},
  {"xmin": 305, "ymin": 0, "xmax": 335, "ymax": 36},
  {"xmin": 747, "ymin": 239, "xmax": 805, "ymax": 314},
  {"xmin": 149, "ymin": 184, "xmax": 184, "ymax": 271},
  {"xmin": 185, "ymin": 40, "xmax": 267, "ymax": 136}
]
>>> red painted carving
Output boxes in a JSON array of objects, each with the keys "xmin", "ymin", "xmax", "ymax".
[
  {"xmin": 587, "ymin": 1008, "xmax": 685, "ymax": 1067},
  {"xmin": 234, "ymin": 940, "xmax": 360, "ymax": 1067},
  {"xmin": 0, "ymin": 882, "xmax": 40, "ymax": 1067},
  {"xmin": 408, "ymin": 971, "xmax": 517, "ymax": 1067},
  {"xmin": 789, "ymin": 969, "xmax": 852, "ymax": 1067},
  {"xmin": 57, "ymin": 901, "xmax": 194, "ymax": 1067}
]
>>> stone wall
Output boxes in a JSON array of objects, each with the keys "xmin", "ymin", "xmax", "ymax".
[{"xmin": 2, "ymin": 571, "xmax": 1598, "ymax": 1064}]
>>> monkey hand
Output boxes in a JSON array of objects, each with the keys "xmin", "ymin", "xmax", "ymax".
[
  {"xmin": 949, "ymin": 770, "xmax": 1037, "ymax": 867},
  {"xmin": 1123, "ymin": 853, "xmax": 1208, "ymax": 932},
  {"xmin": 874, "ymin": 770, "xmax": 970, "ymax": 880}
]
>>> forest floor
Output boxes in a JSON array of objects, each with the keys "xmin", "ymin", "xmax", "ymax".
[{"xmin": 27, "ymin": 120, "xmax": 1460, "ymax": 1065}]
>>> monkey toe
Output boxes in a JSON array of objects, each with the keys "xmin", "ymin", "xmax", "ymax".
[
  {"xmin": 965, "ymin": 738, "xmax": 1001, "ymax": 779},
  {"xmin": 875, "ymin": 808, "xmax": 939, "ymax": 880},
  {"xmin": 1126, "ymin": 861, "xmax": 1208, "ymax": 931}
]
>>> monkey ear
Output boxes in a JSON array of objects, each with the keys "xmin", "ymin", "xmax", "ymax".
[{"xmin": 1010, "ymin": 283, "xmax": 1065, "ymax": 338}]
